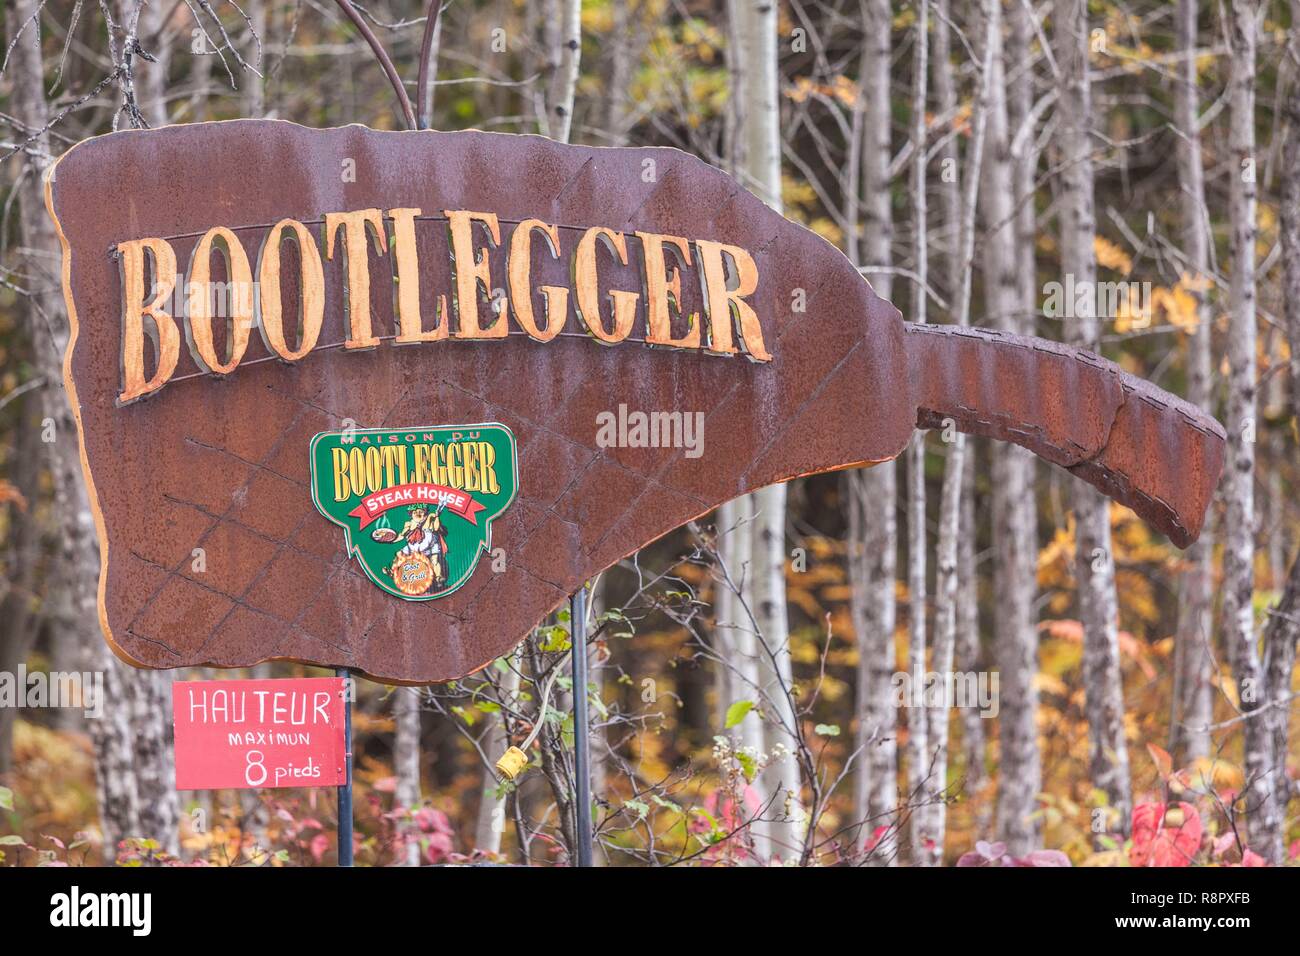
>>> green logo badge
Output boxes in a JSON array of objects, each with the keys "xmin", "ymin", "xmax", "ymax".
[{"xmin": 309, "ymin": 424, "xmax": 518, "ymax": 600}]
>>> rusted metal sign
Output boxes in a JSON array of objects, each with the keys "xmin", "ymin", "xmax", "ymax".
[{"xmin": 45, "ymin": 120, "xmax": 1224, "ymax": 683}]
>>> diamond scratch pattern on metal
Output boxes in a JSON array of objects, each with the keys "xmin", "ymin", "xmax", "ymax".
[{"xmin": 46, "ymin": 120, "xmax": 1224, "ymax": 684}]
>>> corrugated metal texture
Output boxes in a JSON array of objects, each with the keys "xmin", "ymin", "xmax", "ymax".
[{"xmin": 907, "ymin": 323, "xmax": 1223, "ymax": 547}]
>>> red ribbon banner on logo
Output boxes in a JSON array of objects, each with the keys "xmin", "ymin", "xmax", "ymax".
[{"xmin": 348, "ymin": 483, "xmax": 486, "ymax": 528}]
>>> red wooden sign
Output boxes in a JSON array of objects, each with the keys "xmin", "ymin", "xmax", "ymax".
[{"xmin": 172, "ymin": 677, "xmax": 348, "ymax": 790}]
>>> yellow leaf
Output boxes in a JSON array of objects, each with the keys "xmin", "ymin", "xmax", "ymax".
[
  {"xmin": 1164, "ymin": 281, "xmax": 1202, "ymax": 333},
  {"xmin": 1094, "ymin": 236, "xmax": 1133, "ymax": 275},
  {"xmin": 1187, "ymin": 757, "xmax": 1245, "ymax": 793}
]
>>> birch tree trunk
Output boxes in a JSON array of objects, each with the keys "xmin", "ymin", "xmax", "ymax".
[
  {"xmin": 544, "ymin": 0, "xmax": 582, "ymax": 142},
  {"xmin": 7, "ymin": 0, "xmax": 147, "ymax": 858},
  {"xmin": 1007, "ymin": 0, "xmax": 1037, "ymax": 313},
  {"xmin": 393, "ymin": 687, "xmax": 423, "ymax": 865},
  {"xmin": 1261, "ymin": 12, "xmax": 1300, "ymax": 861},
  {"xmin": 117, "ymin": 0, "xmax": 181, "ymax": 857},
  {"xmin": 473, "ymin": 658, "xmax": 519, "ymax": 855},
  {"xmin": 1169, "ymin": 0, "xmax": 1214, "ymax": 765},
  {"xmin": 924, "ymin": 0, "xmax": 993, "ymax": 863},
  {"xmin": 726, "ymin": 0, "xmax": 800, "ymax": 861},
  {"xmin": 850, "ymin": 0, "xmax": 899, "ymax": 862},
  {"xmin": 1223, "ymin": 0, "xmax": 1280, "ymax": 859},
  {"xmin": 905, "ymin": 0, "xmax": 933, "ymax": 864},
  {"xmin": 979, "ymin": 0, "xmax": 1041, "ymax": 856},
  {"xmin": 956, "ymin": 455, "xmax": 987, "ymax": 826},
  {"xmin": 1260, "ymin": 556, "xmax": 1299, "ymax": 863},
  {"xmin": 418, "ymin": 0, "xmax": 442, "ymax": 125},
  {"xmin": 244, "ymin": 0, "xmax": 268, "ymax": 119},
  {"xmin": 717, "ymin": 495, "xmax": 769, "ymax": 860},
  {"xmin": 1054, "ymin": 0, "xmax": 1131, "ymax": 836}
]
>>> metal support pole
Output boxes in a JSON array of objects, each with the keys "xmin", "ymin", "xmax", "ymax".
[
  {"xmin": 570, "ymin": 587, "xmax": 593, "ymax": 867},
  {"xmin": 336, "ymin": 667, "xmax": 354, "ymax": 867}
]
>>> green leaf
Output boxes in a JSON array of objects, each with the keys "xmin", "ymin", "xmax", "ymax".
[
  {"xmin": 735, "ymin": 750, "xmax": 757, "ymax": 782},
  {"xmin": 724, "ymin": 700, "xmax": 755, "ymax": 729},
  {"xmin": 624, "ymin": 799, "xmax": 650, "ymax": 821},
  {"xmin": 651, "ymin": 794, "xmax": 682, "ymax": 813},
  {"xmin": 0, "ymin": 835, "xmax": 28, "ymax": 846},
  {"xmin": 540, "ymin": 625, "xmax": 571, "ymax": 653},
  {"xmin": 0, "ymin": 786, "xmax": 12, "ymax": 811},
  {"xmin": 814, "ymin": 723, "xmax": 841, "ymax": 737}
]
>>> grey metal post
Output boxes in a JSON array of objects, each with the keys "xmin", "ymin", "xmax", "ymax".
[
  {"xmin": 570, "ymin": 587, "xmax": 593, "ymax": 867},
  {"xmin": 336, "ymin": 667, "xmax": 354, "ymax": 867}
]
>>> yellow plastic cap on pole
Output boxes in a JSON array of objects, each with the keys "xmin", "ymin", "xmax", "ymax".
[{"xmin": 495, "ymin": 745, "xmax": 529, "ymax": 781}]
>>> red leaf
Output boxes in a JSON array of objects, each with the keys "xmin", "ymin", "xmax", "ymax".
[
  {"xmin": 864, "ymin": 825, "xmax": 889, "ymax": 853},
  {"xmin": 1129, "ymin": 802, "xmax": 1201, "ymax": 867},
  {"xmin": 424, "ymin": 832, "xmax": 453, "ymax": 864},
  {"xmin": 309, "ymin": 833, "xmax": 330, "ymax": 862}
]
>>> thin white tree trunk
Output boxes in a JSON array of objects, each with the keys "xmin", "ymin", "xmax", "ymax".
[
  {"xmin": 393, "ymin": 687, "xmax": 423, "ymax": 865},
  {"xmin": 905, "ymin": 0, "xmax": 933, "ymax": 864},
  {"xmin": 728, "ymin": 0, "xmax": 801, "ymax": 863},
  {"xmin": 980, "ymin": 0, "xmax": 1041, "ymax": 856},
  {"xmin": 7, "ymin": 0, "xmax": 147, "ymax": 860},
  {"xmin": 1054, "ymin": 0, "xmax": 1132, "ymax": 836},
  {"xmin": 850, "ymin": 0, "xmax": 900, "ymax": 865},
  {"xmin": 474, "ymin": 656, "xmax": 520, "ymax": 855},
  {"xmin": 1261, "ymin": 2, "xmax": 1300, "ymax": 861},
  {"xmin": 1260, "ymin": 555, "xmax": 1299, "ymax": 863},
  {"xmin": 925, "ymin": 0, "xmax": 993, "ymax": 865},
  {"xmin": 116, "ymin": 0, "xmax": 181, "ymax": 858},
  {"xmin": 243, "ymin": 0, "xmax": 268, "ymax": 119},
  {"xmin": 1224, "ymin": 0, "xmax": 1280, "ymax": 859},
  {"xmin": 545, "ymin": 0, "xmax": 582, "ymax": 142},
  {"xmin": 956, "ymin": 455, "xmax": 987, "ymax": 828},
  {"xmin": 1169, "ymin": 0, "xmax": 1215, "ymax": 765},
  {"xmin": 717, "ymin": 495, "xmax": 770, "ymax": 860},
  {"xmin": 1008, "ymin": 0, "xmax": 1037, "ymax": 313}
]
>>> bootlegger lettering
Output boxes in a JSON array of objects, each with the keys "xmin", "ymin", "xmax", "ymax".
[{"xmin": 115, "ymin": 208, "xmax": 770, "ymax": 404}]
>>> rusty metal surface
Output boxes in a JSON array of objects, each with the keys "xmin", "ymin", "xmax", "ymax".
[
  {"xmin": 45, "ymin": 120, "xmax": 1224, "ymax": 684},
  {"xmin": 906, "ymin": 323, "xmax": 1223, "ymax": 547}
]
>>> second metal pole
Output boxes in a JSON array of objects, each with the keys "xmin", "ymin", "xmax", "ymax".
[
  {"xmin": 336, "ymin": 667, "xmax": 354, "ymax": 867},
  {"xmin": 570, "ymin": 587, "xmax": 593, "ymax": 867}
]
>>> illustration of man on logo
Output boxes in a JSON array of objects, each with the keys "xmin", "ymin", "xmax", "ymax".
[
  {"xmin": 388, "ymin": 503, "xmax": 449, "ymax": 594},
  {"xmin": 309, "ymin": 424, "xmax": 518, "ymax": 601}
]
